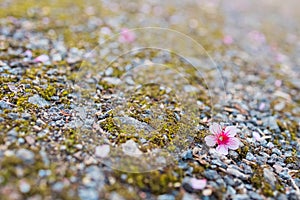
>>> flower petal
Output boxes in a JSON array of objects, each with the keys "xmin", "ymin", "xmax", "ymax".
[
  {"xmin": 204, "ymin": 135, "xmax": 217, "ymax": 147},
  {"xmin": 225, "ymin": 126, "xmax": 238, "ymax": 137},
  {"xmin": 209, "ymin": 123, "xmax": 222, "ymax": 135},
  {"xmin": 190, "ymin": 178, "xmax": 207, "ymax": 190},
  {"xmin": 216, "ymin": 144, "xmax": 229, "ymax": 155},
  {"xmin": 252, "ymin": 131, "xmax": 261, "ymax": 141},
  {"xmin": 227, "ymin": 137, "xmax": 240, "ymax": 150},
  {"xmin": 34, "ymin": 54, "xmax": 50, "ymax": 63},
  {"xmin": 119, "ymin": 28, "xmax": 136, "ymax": 43}
]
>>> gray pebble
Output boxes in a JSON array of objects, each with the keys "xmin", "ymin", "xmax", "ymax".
[
  {"xmin": 84, "ymin": 165, "xmax": 105, "ymax": 189},
  {"xmin": 110, "ymin": 192, "xmax": 125, "ymax": 200},
  {"xmin": 263, "ymin": 168, "xmax": 276, "ymax": 188},
  {"xmin": 276, "ymin": 193, "xmax": 288, "ymax": 200},
  {"xmin": 16, "ymin": 149, "xmax": 35, "ymax": 164},
  {"xmin": 284, "ymin": 151, "xmax": 293, "ymax": 157},
  {"xmin": 241, "ymin": 163, "xmax": 253, "ymax": 174},
  {"xmin": 181, "ymin": 149, "xmax": 193, "ymax": 160},
  {"xmin": 232, "ymin": 194, "xmax": 250, "ymax": 200},
  {"xmin": 227, "ymin": 167, "xmax": 249, "ymax": 180},
  {"xmin": 224, "ymin": 175, "xmax": 235, "ymax": 186},
  {"xmin": 7, "ymin": 112, "xmax": 19, "ymax": 120},
  {"xmin": 203, "ymin": 170, "xmax": 220, "ymax": 180},
  {"xmin": 182, "ymin": 193, "xmax": 195, "ymax": 200},
  {"xmin": 28, "ymin": 94, "xmax": 50, "ymax": 107},
  {"xmin": 157, "ymin": 194, "xmax": 175, "ymax": 200},
  {"xmin": 229, "ymin": 151, "xmax": 239, "ymax": 159},
  {"xmin": 226, "ymin": 185, "xmax": 236, "ymax": 195},
  {"xmin": 272, "ymin": 148, "xmax": 282, "ymax": 156},
  {"xmin": 211, "ymin": 159, "xmax": 227, "ymax": 168},
  {"xmin": 104, "ymin": 67, "xmax": 114, "ymax": 76},
  {"xmin": 0, "ymin": 100, "xmax": 11, "ymax": 109},
  {"xmin": 51, "ymin": 96, "xmax": 60, "ymax": 101},
  {"xmin": 7, "ymin": 128, "xmax": 18, "ymax": 142},
  {"xmin": 21, "ymin": 113, "xmax": 31, "ymax": 120},
  {"xmin": 19, "ymin": 181, "xmax": 31, "ymax": 193},
  {"xmin": 246, "ymin": 152, "xmax": 255, "ymax": 161},
  {"xmin": 216, "ymin": 178, "xmax": 226, "ymax": 187},
  {"xmin": 18, "ymin": 138, "xmax": 25, "ymax": 144},
  {"xmin": 52, "ymin": 181, "xmax": 64, "ymax": 192},
  {"xmin": 102, "ymin": 77, "xmax": 122, "ymax": 85},
  {"xmin": 248, "ymin": 191, "xmax": 263, "ymax": 200},
  {"xmin": 263, "ymin": 116, "xmax": 279, "ymax": 130},
  {"xmin": 267, "ymin": 154, "xmax": 277, "ymax": 165},
  {"xmin": 279, "ymin": 170, "xmax": 291, "ymax": 180},
  {"xmin": 78, "ymin": 187, "xmax": 99, "ymax": 200}
]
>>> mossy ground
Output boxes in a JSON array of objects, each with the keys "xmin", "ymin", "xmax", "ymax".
[{"xmin": 0, "ymin": 0, "xmax": 300, "ymax": 199}]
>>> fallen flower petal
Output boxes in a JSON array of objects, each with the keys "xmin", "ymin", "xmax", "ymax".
[
  {"xmin": 24, "ymin": 50, "xmax": 32, "ymax": 58},
  {"xmin": 223, "ymin": 35, "xmax": 233, "ymax": 45},
  {"xmin": 190, "ymin": 178, "xmax": 207, "ymax": 190},
  {"xmin": 252, "ymin": 131, "xmax": 262, "ymax": 141},
  {"xmin": 34, "ymin": 54, "xmax": 50, "ymax": 63},
  {"xmin": 119, "ymin": 28, "xmax": 136, "ymax": 43}
]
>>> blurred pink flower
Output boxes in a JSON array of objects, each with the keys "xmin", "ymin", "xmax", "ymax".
[
  {"xmin": 259, "ymin": 102, "xmax": 266, "ymax": 111},
  {"xmin": 205, "ymin": 123, "xmax": 240, "ymax": 155},
  {"xmin": 275, "ymin": 53, "xmax": 285, "ymax": 63},
  {"xmin": 119, "ymin": 28, "xmax": 136, "ymax": 43},
  {"xmin": 275, "ymin": 80, "xmax": 282, "ymax": 87},
  {"xmin": 190, "ymin": 178, "xmax": 207, "ymax": 190},
  {"xmin": 248, "ymin": 30, "xmax": 265, "ymax": 44},
  {"xmin": 223, "ymin": 35, "xmax": 233, "ymax": 45},
  {"xmin": 34, "ymin": 54, "xmax": 50, "ymax": 63}
]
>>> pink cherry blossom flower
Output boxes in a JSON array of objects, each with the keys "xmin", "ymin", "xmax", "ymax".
[
  {"xmin": 190, "ymin": 178, "xmax": 207, "ymax": 190},
  {"xmin": 204, "ymin": 123, "xmax": 240, "ymax": 155},
  {"xmin": 119, "ymin": 28, "xmax": 136, "ymax": 43}
]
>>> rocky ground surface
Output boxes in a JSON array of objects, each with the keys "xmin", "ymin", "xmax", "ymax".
[{"xmin": 0, "ymin": 0, "xmax": 300, "ymax": 199}]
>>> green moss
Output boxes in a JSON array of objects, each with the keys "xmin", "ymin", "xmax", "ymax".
[
  {"xmin": 113, "ymin": 166, "xmax": 183, "ymax": 195},
  {"xmin": 250, "ymin": 165, "xmax": 285, "ymax": 197},
  {"xmin": 40, "ymin": 84, "xmax": 56, "ymax": 100},
  {"xmin": 57, "ymin": 128, "xmax": 81, "ymax": 153},
  {"xmin": 188, "ymin": 162, "xmax": 205, "ymax": 173},
  {"xmin": 285, "ymin": 156, "xmax": 299, "ymax": 164},
  {"xmin": 237, "ymin": 145, "xmax": 249, "ymax": 159}
]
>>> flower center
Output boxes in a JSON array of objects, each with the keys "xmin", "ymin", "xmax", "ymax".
[{"xmin": 217, "ymin": 132, "xmax": 229, "ymax": 145}]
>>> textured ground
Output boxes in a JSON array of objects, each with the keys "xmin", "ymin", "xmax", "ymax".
[{"xmin": 0, "ymin": 0, "xmax": 300, "ymax": 199}]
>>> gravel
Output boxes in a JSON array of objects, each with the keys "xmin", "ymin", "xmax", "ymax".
[
  {"xmin": 16, "ymin": 149, "xmax": 35, "ymax": 164},
  {"xmin": 28, "ymin": 94, "xmax": 50, "ymax": 107},
  {"xmin": 0, "ymin": 1, "xmax": 299, "ymax": 200},
  {"xmin": 203, "ymin": 170, "xmax": 220, "ymax": 180}
]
